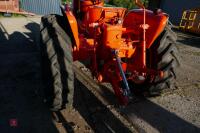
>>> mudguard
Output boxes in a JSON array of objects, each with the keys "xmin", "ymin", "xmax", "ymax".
[
  {"xmin": 123, "ymin": 9, "xmax": 169, "ymax": 48},
  {"xmin": 63, "ymin": 8, "xmax": 80, "ymax": 48}
]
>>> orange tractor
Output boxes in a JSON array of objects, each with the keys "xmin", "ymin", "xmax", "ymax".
[{"xmin": 39, "ymin": 0, "xmax": 180, "ymax": 110}]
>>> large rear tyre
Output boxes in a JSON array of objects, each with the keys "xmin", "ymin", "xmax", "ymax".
[
  {"xmin": 147, "ymin": 25, "xmax": 180, "ymax": 95},
  {"xmin": 40, "ymin": 14, "xmax": 74, "ymax": 111},
  {"xmin": 131, "ymin": 25, "xmax": 180, "ymax": 96}
]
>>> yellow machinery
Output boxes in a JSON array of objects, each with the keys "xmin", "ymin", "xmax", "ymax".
[{"xmin": 179, "ymin": 7, "xmax": 200, "ymax": 35}]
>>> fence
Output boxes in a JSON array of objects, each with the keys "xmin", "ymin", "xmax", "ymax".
[
  {"xmin": 0, "ymin": 0, "xmax": 61, "ymax": 15},
  {"xmin": 20, "ymin": 0, "xmax": 61, "ymax": 15}
]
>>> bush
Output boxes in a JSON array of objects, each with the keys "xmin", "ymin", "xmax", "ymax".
[
  {"xmin": 61, "ymin": 0, "xmax": 149, "ymax": 9},
  {"xmin": 108, "ymin": 0, "xmax": 149, "ymax": 9}
]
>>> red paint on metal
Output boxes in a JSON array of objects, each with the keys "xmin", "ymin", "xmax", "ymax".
[{"xmin": 123, "ymin": 9, "xmax": 168, "ymax": 49}]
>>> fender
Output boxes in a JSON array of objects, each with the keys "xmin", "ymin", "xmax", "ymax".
[
  {"xmin": 62, "ymin": 7, "xmax": 80, "ymax": 49},
  {"xmin": 123, "ymin": 9, "xmax": 169, "ymax": 48},
  {"xmin": 65, "ymin": 11, "xmax": 80, "ymax": 48}
]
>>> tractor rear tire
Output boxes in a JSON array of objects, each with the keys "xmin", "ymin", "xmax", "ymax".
[
  {"xmin": 146, "ymin": 25, "xmax": 180, "ymax": 95},
  {"xmin": 130, "ymin": 25, "xmax": 180, "ymax": 96},
  {"xmin": 40, "ymin": 14, "xmax": 74, "ymax": 111}
]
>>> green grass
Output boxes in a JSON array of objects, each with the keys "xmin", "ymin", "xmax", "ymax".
[
  {"xmin": 183, "ymin": 50, "xmax": 200, "ymax": 56},
  {"xmin": 0, "ymin": 13, "xmax": 3, "ymax": 17},
  {"xmin": 190, "ymin": 51, "xmax": 200, "ymax": 56},
  {"xmin": 194, "ymin": 83, "xmax": 200, "ymax": 88},
  {"xmin": 12, "ymin": 13, "xmax": 24, "ymax": 17},
  {"xmin": 0, "ymin": 13, "xmax": 24, "ymax": 18}
]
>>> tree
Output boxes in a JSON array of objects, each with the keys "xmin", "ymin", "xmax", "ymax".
[
  {"xmin": 61, "ymin": 0, "xmax": 71, "ymax": 4},
  {"xmin": 61, "ymin": 0, "xmax": 149, "ymax": 9}
]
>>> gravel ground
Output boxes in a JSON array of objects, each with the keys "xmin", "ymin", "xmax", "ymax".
[{"xmin": 0, "ymin": 17, "xmax": 199, "ymax": 133}]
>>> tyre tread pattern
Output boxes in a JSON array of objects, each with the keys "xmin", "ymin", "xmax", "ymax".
[
  {"xmin": 147, "ymin": 25, "xmax": 180, "ymax": 95},
  {"xmin": 40, "ymin": 14, "xmax": 74, "ymax": 111}
]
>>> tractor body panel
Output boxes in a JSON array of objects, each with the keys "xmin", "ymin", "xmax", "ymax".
[
  {"xmin": 65, "ymin": 9, "xmax": 80, "ymax": 48},
  {"xmin": 123, "ymin": 9, "xmax": 168, "ymax": 48}
]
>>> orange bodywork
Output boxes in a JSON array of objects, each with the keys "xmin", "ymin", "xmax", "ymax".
[
  {"xmin": 80, "ymin": 0, "xmax": 104, "ymax": 13},
  {"xmin": 123, "ymin": 9, "xmax": 168, "ymax": 48},
  {"xmin": 64, "ymin": 0, "xmax": 168, "ymax": 105},
  {"xmin": 65, "ymin": 10, "xmax": 80, "ymax": 49}
]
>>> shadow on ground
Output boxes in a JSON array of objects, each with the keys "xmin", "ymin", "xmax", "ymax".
[
  {"xmin": 97, "ymin": 83, "xmax": 200, "ymax": 133},
  {"xmin": 174, "ymin": 29, "xmax": 200, "ymax": 49},
  {"xmin": 74, "ymin": 79, "xmax": 133, "ymax": 133},
  {"xmin": 177, "ymin": 37, "xmax": 200, "ymax": 48},
  {"xmin": 0, "ymin": 21, "xmax": 63, "ymax": 133}
]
